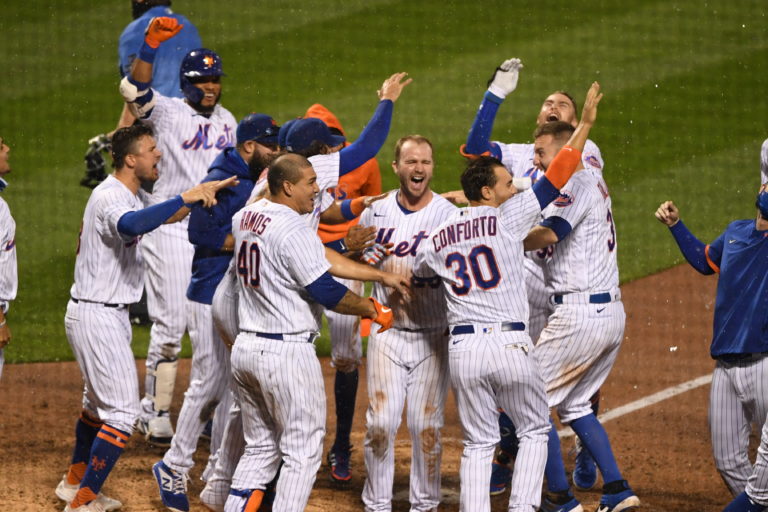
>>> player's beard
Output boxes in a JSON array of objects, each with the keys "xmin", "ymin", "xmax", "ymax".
[
  {"xmin": 192, "ymin": 90, "xmax": 222, "ymax": 117},
  {"xmin": 248, "ymin": 149, "xmax": 282, "ymax": 181}
]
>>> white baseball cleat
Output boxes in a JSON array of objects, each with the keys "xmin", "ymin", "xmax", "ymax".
[
  {"xmin": 136, "ymin": 413, "xmax": 174, "ymax": 447},
  {"xmin": 56, "ymin": 476, "xmax": 122, "ymax": 511}
]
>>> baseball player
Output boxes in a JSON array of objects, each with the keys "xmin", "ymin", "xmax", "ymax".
[
  {"xmin": 307, "ymin": 103, "xmax": 383, "ymax": 484},
  {"xmin": 412, "ymin": 83, "xmax": 600, "ymax": 511},
  {"xmin": 462, "ymin": 57, "xmax": 604, "ymax": 494},
  {"xmin": 0, "ymin": 136, "xmax": 16, "ymax": 380},
  {"xmin": 761, "ymin": 138, "xmax": 768, "ymax": 185},
  {"xmin": 55, "ymin": 124, "xmax": 235, "ymax": 512},
  {"xmin": 222, "ymin": 153, "xmax": 394, "ymax": 511},
  {"xmin": 120, "ymin": 17, "xmax": 237, "ymax": 447},
  {"xmin": 151, "ymin": 113, "xmax": 280, "ymax": 512},
  {"xmin": 520, "ymin": 117, "xmax": 639, "ymax": 511},
  {"xmin": 656, "ymin": 187, "xmax": 768, "ymax": 511},
  {"xmin": 357, "ymin": 135, "xmax": 457, "ymax": 512}
]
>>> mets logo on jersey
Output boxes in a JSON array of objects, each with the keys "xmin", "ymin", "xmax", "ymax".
[
  {"xmin": 554, "ymin": 192, "xmax": 574, "ymax": 207},
  {"xmin": 203, "ymin": 55, "xmax": 215, "ymax": 68},
  {"xmin": 585, "ymin": 155, "xmax": 602, "ymax": 169}
]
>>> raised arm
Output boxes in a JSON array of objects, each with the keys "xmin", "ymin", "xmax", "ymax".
[
  {"xmin": 655, "ymin": 200, "xmax": 718, "ymax": 275},
  {"xmin": 338, "ymin": 73, "xmax": 412, "ymax": 173},
  {"xmin": 462, "ymin": 58, "xmax": 523, "ymax": 158},
  {"xmin": 119, "ymin": 17, "xmax": 182, "ymax": 119}
]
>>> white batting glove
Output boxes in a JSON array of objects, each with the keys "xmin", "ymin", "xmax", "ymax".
[
  {"xmin": 361, "ymin": 243, "xmax": 390, "ymax": 266},
  {"xmin": 487, "ymin": 58, "xmax": 523, "ymax": 99}
]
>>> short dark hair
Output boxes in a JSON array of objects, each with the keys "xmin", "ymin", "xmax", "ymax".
[
  {"xmin": 268, "ymin": 153, "xmax": 311, "ymax": 195},
  {"xmin": 394, "ymin": 135, "xmax": 433, "ymax": 163},
  {"xmin": 533, "ymin": 121, "xmax": 575, "ymax": 143},
  {"xmin": 132, "ymin": 0, "xmax": 172, "ymax": 19},
  {"xmin": 551, "ymin": 90, "xmax": 579, "ymax": 118},
  {"xmin": 290, "ymin": 140, "xmax": 328, "ymax": 158},
  {"xmin": 111, "ymin": 124, "xmax": 154, "ymax": 169},
  {"xmin": 461, "ymin": 156, "xmax": 505, "ymax": 201}
]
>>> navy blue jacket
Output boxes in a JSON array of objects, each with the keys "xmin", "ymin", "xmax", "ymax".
[{"xmin": 187, "ymin": 147, "xmax": 255, "ymax": 304}]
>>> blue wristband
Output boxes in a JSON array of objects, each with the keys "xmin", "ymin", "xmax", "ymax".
[
  {"xmin": 138, "ymin": 41, "xmax": 158, "ymax": 64},
  {"xmin": 340, "ymin": 200, "xmax": 356, "ymax": 220}
]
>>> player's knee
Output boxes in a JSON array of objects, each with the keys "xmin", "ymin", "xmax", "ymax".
[
  {"xmin": 332, "ymin": 356, "xmax": 360, "ymax": 373},
  {"xmin": 366, "ymin": 425, "xmax": 392, "ymax": 458}
]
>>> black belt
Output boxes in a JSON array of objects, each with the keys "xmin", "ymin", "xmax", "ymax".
[
  {"xmin": 718, "ymin": 352, "xmax": 768, "ymax": 364},
  {"xmin": 451, "ymin": 322, "xmax": 525, "ymax": 335},
  {"xmin": 553, "ymin": 292, "xmax": 612, "ymax": 305},
  {"xmin": 254, "ymin": 332, "xmax": 317, "ymax": 343},
  {"xmin": 71, "ymin": 297, "xmax": 125, "ymax": 308},
  {"xmin": 195, "ymin": 247, "xmax": 232, "ymax": 259}
]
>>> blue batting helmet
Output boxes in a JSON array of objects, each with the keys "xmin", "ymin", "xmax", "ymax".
[{"xmin": 179, "ymin": 48, "xmax": 225, "ymax": 104}]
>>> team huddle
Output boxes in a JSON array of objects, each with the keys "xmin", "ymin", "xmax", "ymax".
[{"xmin": 0, "ymin": 3, "xmax": 759, "ymax": 512}]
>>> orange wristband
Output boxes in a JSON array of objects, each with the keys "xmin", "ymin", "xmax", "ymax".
[{"xmin": 543, "ymin": 145, "xmax": 582, "ymax": 189}]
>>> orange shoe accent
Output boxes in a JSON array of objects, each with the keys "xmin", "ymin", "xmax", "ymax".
[
  {"xmin": 102, "ymin": 424, "xmax": 130, "ymax": 441},
  {"xmin": 66, "ymin": 462, "xmax": 87, "ymax": 485},
  {"xmin": 243, "ymin": 490, "xmax": 265, "ymax": 512},
  {"xmin": 70, "ymin": 486, "xmax": 98, "ymax": 508}
]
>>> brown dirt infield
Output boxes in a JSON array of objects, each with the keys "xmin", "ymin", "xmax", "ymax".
[{"xmin": 1, "ymin": 263, "xmax": 736, "ymax": 511}]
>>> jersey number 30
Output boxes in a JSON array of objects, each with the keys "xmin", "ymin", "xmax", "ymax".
[
  {"xmin": 237, "ymin": 241, "xmax": 261, "ymax": 288},
  {"xmin": 445, "ymin": 245, "xmax": 501, "ymax": 295}
]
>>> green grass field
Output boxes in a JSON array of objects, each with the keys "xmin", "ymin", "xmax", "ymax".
[{"xmin": 1, "ymin": 0, "xmax": 766, "ymax": 363}]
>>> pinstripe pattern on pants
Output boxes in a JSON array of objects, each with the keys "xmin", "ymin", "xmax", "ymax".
[
  {"xmin": 533, "ymin": 300, "xmax": 625, "ymax": 424},
  {"xmin": 710, "ymin": 356, "xmax": 768, "ymax": 495},
  {"xmin": 163, "ymin": 301, "xmax": 231, "ymax": 473},
  {"xmin": 228, "ymin": 333, "xmax": 325, "ymax": 511},
  {"xmin": 362, "ymin": 327, "xmax": 449, "ymax": 512},
  {"xmin": 449, "ymin": 330, "xmax": 549, "ymax": 512},
  {"xmin": 65, "ymin": 300, "xmax": 140, "ymax": 433}
]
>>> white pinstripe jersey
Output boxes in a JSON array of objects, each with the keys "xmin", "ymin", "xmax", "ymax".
[
  {"xmin": 0, "ymin": 195, "xmax": 17, "ymax": 307},
  {"xmin": 541, "ymin": 168, "xmax": 619, "ymax": 293},
  {"xmin": 70, "ymin": 176, "xmax": 147, "ymax": 304},
  {"xmin": 305, "ymin": 152, "xmax": 341, "ymax": 231},
  {"xmin": 360, "ymin": 192, "xmax": 456, "ymax": 329},
  {"xmin": 232, "ymin": 198, "xmax": 331, "ymax": 333},
  {"xmin": 761, "ymin": 138, "xmax": 768, "ymax": 185},
  {"xmin": 414, "ymin": 190, "xmax": 541, "ymax": 325},
  {"xmin": 142, "ymin": 92, "xmax": 236, "ymax": 206}
]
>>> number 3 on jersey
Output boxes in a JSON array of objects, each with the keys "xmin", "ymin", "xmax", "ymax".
[
  {"xmin": 237, "ymin": 240, "xmax": 261, "ymax": 288},
  {"xmin": 445, "ymin": 245, "xmax": 501, "ymax": 295}
]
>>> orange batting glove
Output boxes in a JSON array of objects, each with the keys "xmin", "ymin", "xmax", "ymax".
[
  {"xmin": 145, "ymin": 17, "xmax": 183, "ymax": 48},
  {"xmin": 360, "ymin": 298, "xmax": 393, "ymax": 336}
]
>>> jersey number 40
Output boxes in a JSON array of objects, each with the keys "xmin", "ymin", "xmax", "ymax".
[
  {"xmin": 237, "ymin": 241, "xmax": 261, "ymax": 288},
  {"xmin": 445, "ymin": 245, "xmax": 501, "ymax": 295}
]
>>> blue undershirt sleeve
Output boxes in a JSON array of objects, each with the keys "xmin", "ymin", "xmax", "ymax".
[
  {"xmin": 465, "ymin": 92, "xmax": 504, "ymax": 159},
  {"xmin": 540, "ymin": 216, "xmax": 573, "ymax": 241},
  {"xmin": 669, "ymin": 220, "xmax": 716, "ymax": 275},
  {"xmin": 532, "ymin": 176, "xmax": 561, "ymax": 209},
  {"xmin": 117, "ymin": 195, "xmax": 185, "ymax": 238},
  {"xmin": 338, "ymin": 100, "xmax": 393, "ymax": 174},
  {"xmin": 304, "ymin": 271, "xmax": 349, "ymax": 309}
]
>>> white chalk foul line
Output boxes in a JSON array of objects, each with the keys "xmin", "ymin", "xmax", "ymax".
[{"xmin": 558, "ymin": 373, "xmax": 713, "ymax": 439}]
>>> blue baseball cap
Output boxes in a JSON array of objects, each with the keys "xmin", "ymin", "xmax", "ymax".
[
  {"xmin": 285, "ymin": 117, "xmax": 346, "ymax": 152},
  {"xmin": 278, "ymin": 118, "xmax": 301, "ymax": 149},
  {"xmin": 236, "ymin": 113, "xmax": 280, "ymax": 145}
]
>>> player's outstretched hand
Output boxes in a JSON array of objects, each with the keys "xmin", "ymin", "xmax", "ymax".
[
  {"xmin": 580, "ymin": 82, "xmax": 603, "ymax": 127},
  {"xmin": 345, "ymin": 225, "xmax": 377, "ymax": 252},
  {"xmin": 487, "ymin": 58, "xmax": 523, "ymax": 99},
  {"xmin": 655, "ymin": 200, "xmax": 680, "ymax": 227},
  {"xmin": 441, "ymin": 189, "xmax": 468, "ymax": 205},
  {"xmin": 381, "ymin": 271, "xmax": 410, "ymax": 298},
  {"xmin": 181, "ymin": 176, "xmax": 239, "ymax": 208},
  {"xmin": 145, "ymin": 17, "xmax": 183, "ymax": 48},
  {"xmin": 362, "ymin": 192, "xmax": 389, "ymax": 209},
  {"xmin": 378, "ymin": 72, "xmax": 412, "ymax": 102}
]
